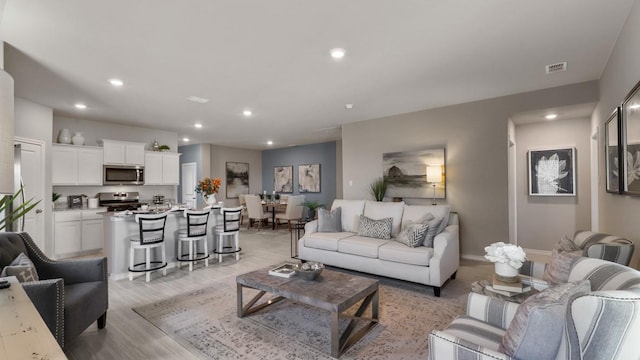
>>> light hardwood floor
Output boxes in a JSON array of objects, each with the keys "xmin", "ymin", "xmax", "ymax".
[{"xmin": 63, "ymin": 228, "xmax": 493, "ymax": 360}]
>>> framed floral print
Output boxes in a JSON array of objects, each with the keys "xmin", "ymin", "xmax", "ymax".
[
  {"xmin": 605, "ymin": 108, "xmax": 623, "ymax": 194},
  {"xmin": 528, "ymin": 147, "xmax": 576, "ymax": 196},
  {"xmin": 622, "ymin": 80, "xmax": 640, "ymax": 196}
]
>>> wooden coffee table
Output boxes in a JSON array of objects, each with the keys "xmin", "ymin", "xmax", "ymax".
[{"xmin": 236, "ymin": 265, "xmax": 379, "ymax": 358}]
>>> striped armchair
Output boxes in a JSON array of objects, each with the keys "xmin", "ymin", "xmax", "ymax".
[{"xmin": 429, "ymin": 257, "xmax": 640, "ymax": 360}]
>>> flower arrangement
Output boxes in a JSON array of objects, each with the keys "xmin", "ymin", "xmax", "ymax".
[
  {"xmin": 195, "ymin": 177, "xmax": 222, "ymax": 196},
  {"xmin": 484, "ymin": 242, "xmax": 527, "ymax": 269}
]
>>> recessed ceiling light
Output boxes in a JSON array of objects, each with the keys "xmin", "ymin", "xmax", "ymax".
[
  {"xmin": 630, "ymin": 104, "xmax": 640, "ymax": 110},
  {"xmin": 182, "ymin": 137, "xmax": 190, "ymax": 142},
  {"xmin": 74, "ymin": 103, "xmax": 87, "ymax": 109},
  {"xmin": 330, "ymin": 48, "xmax": 346, "ymax": 59},
  {"xmin": 243, "ymin": 109, "xmax": 252, "ymax": 117},
  {"xmin": 345, "ymin": 103, "xmax": 354, "ymax": 109},
  {"xmin": 108, "ymin": 78, "xmax": 124, "ymax": 87},
  {"xmin": 267, "ymin": 140, "xmax": 273, "ymax": 146},
  {"xmin": 187, "ymin": 96, "xmax": 209, "ymax": 104},
  {"xmin": 545, "ymin": 114, "xmax": 558, "ymax": 120},
  {"xmin": 194, "ymin": 123, "xmax": 203, "ymax": 129}
]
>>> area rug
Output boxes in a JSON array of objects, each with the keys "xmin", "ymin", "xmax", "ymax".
[{"xmin": 132, "ymin": 275, "xmax": 465, "ymax": 359}]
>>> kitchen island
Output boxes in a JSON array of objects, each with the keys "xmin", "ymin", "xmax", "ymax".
[{"xmin": 103, "ymin": 208, "xmax": 220, "ymax": 280}]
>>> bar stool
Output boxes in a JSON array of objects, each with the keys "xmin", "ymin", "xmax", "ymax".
[
  {"xmin": 213, "ymin": 206, "xmax": 242, "ymax": 263},
  {"xmin": 177, "ymin": 209, "xmax": 211, "ymax": 272},
  {"xmin": 129, "ymin": 213, "xmax": 168, "ymax": 282}
]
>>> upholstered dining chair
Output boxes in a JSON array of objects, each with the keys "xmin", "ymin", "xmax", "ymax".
[
  {"xmin": 275, "ymin": 195, "xmax": 305, "ymax": 230},
  {"xmin": 238, "ymin": 194, "xmax": 248, "ymax": 226},
  {"xmin": 244, "ymin": 195, "xmax": 269, "ymax": 230}
]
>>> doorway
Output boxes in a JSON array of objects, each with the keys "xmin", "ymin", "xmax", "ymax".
[
  {"xmin": 14, "ymin": 137, "xmax": 46, "ymax": 250},
  {"xmin": 181, "ymin": 162, "xmax": 197, "ymax": 208}
]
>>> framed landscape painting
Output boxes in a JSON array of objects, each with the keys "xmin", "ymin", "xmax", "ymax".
[
  {"xmin": 298, "ymin": 164, "xmax": 320, "ymax": 193},
  {"xmin": 382, "ymin": 148, "xmax": 446, "ymax": 199},
  {"xmin": 274, "ymin": 166, "xmax": 293, "ymax": 193},
  {"xmin": 528, "ymin": 147, "xmax": 576, "ymax": 196},
  {"xmin": 226, "ymin": 162, "xmax": 249, "ymax": 199},
  {"xmin": 622, "ymin": 80, "xmax": 640, "ymax": 196},
  {"xmin": 605, "ymin": 108, "xmax": 622, "ymax": 194}
]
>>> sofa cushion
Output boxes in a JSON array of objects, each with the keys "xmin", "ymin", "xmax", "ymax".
[
  {"xmin": 0, "ymin": 252, "xmax": 39, "ymax": 282},
  {"xmin": 379, "ymin": 241, "xmax": 433, "ymax": 266},
  {"xmin": 304, "ymin": 232, "xmax": 355, "ymax": 251},
  {"xmin": 443, "ymin": 315, "xmax": 505, "ymax": 351},
  {"xmin": 318, "ymin": 207, "xmax": 342, "ymax": 232},
  {"xmin": 499, "ymin": 280, "xmax": 591, "ymax": 359},
  {"xmin": 363, "ymin": 201, "xmax": 405, "ymax": 237},
  {"xmin": 402, "ymin": 204, "xmax": 450, "ymax": 234},
  {"xmin": 358, "ymin": 215, "xmax": 393, "ymax": 240},
  {"xmin": 338, "ymin": 235, "xmax": 391, "ymax": 258},
  {"xmin": 331, "ymin": 200, "xmax": 365, "ymax": 233}
]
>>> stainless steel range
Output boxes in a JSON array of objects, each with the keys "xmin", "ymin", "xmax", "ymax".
[{"xmin": 98, "ymin": 192, "xmax": 142, "ymax": 211}]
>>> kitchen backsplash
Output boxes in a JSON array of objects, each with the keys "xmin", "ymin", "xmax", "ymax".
[{"xmin": 53, "ymin": 185, "xmax": 177, "ymax": 208}]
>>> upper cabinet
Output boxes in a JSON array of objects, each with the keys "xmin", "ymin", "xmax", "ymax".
[
  {"xmin": 100, "ymin": 139, "xmax": 145, "ymax": 165},
  {"xmin": 52, "ymin": 144, "xmax": 103, "ymax": 185},
  {"xmin": 144, "ymin": 152, "xmax": 181, "ymax": 185}
]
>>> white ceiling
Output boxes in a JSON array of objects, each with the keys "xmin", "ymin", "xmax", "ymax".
[{"xmin": 0, "ymin": 0, "xmax": 634, "ymax": 149}]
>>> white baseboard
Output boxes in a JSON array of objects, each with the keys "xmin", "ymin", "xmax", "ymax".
[
  {"xmin": 461, "ymin": 254, "xmax": 489, "ymax": 262},
  {"xmin": 523, "ymin": 248, "xmax": 552, "ymax": 256}
]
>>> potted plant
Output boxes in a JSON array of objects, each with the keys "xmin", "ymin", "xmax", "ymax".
[
  {"xmin": 301, "ymin": 200, "xmax": 325, "ymax": 221},
  {"xmin": 369, "ymin": 177, "xmax": 388, "ymax": 202},
  {"xmin": 0, "ymin": 186, "xmax": 41, "ymax": 231},
  {"xmin": 158, "ymin": 144, "xmax": 171, "ymax": 152},
  {"xmin": 484, "ymin": 242, "xmax": 527, "ymax": 281}
]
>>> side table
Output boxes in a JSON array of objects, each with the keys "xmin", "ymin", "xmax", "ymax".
[
  {"xmin": 290, "ymin": 221, "xmax": 307, "ymax": 258},
  {"xmin": 471, "ymin": 279, "xmax": 538, "ymax": 304}
]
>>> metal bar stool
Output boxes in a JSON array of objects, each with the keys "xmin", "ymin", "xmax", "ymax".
[
  {"xmin": 129, "ymin": 213, "xmax": 168, "ymax": 282},
  {"xmin": 213, "ymin": 206, "xmax": 242, "ymax": 263},
  {"xmin": 177, "ymin": 209, "xmax": 211, "ymax": 272}
]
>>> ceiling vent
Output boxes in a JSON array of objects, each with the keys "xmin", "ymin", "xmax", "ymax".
[
  {"xmin": 187, "ymin": 96, "xmax": 209, "ymax": 104},
  {"xmin": 545, "ymin": 62, "xmax": 567, "ymax": 74}
]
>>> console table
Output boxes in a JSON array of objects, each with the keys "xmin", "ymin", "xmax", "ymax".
[{"xmin": 0, "ymin": 276, "xmax": 67, "ymax": 359}]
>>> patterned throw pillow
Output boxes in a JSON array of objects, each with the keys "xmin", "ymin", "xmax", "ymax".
[
  {"xmin": 423, "ymin": 216, "xmax": 443, "ymax": 248},
  {"xmin": 318, "ymin": 207, "xmax": 342, "ymax": 232},
  {"xmin": 0, "ymin": 252, "xmax": 39, "ymax": 282},
  {"xmin": 499, "ymin": 280, "xmax": 591, "ymax": 359},
  {"xmin": 396, "ymin": 221, "xmax": 429, "ymax": 247},
  {"xmin": 358, "ymin": 215, "xmax": 393, "ymax": 240}
]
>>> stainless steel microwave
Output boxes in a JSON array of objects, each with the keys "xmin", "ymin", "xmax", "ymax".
[{"xmin": 103, "ymin": 165, "xmax": 144, "ymax": 185}]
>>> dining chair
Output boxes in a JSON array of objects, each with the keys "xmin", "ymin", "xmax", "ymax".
[
  {"xmin": 244, "ymin": 195, "xmax": 270, "ymax": 230},
  {"xmin": 275, "ymin": 195, "xmax": 305, "ymax": 231}
]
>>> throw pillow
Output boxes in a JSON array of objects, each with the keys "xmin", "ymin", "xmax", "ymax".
[
  {"xmin": 555, "ymin": 235, "xmax": 580, "ymax": 252},
  {"xmin": 423, "ymin": 216, "xmax": 443, "ymax": 248},
  {"xmin": 543, "ymin": 248, "xmax": 583, "ymax": 284},
  {"xmin": 318, "ymin": 207, "xmax": 342, "ymax": 232},
  {"xmin": 396, "ymin": 221, "xmax": 430, "ymax": 247},
  {"xmin": 0, "ymin": 252, "xmax": 39, "ymax": 282},
  {"xmin": 358, "ymin": 215, "xmax": 393, "ymax": 240},
  {"xmin": 499, "ymin": 280, "xmax": 591, "ymax": 359}
]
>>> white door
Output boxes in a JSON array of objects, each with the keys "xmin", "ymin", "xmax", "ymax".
[
  {"xmin": 181, "ymin": 162, "xmax": 197, "ymax": 208},
  {"xmin": 15, "ymin": 138, "xmax": 45, "ymax": 249}
]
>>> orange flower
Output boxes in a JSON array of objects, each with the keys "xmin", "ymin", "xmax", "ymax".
[{"xmin": 195, "ymin": 177, "xmax": 222, "ymax": 195}]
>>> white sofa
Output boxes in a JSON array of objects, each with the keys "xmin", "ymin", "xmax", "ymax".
[{"xmin": 298, "ymin": 200, "xmax": 459, "ymax": 296}]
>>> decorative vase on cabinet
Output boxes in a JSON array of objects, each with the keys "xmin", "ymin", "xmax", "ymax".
[
  {"xmin": 72, "ymin": 132, "xmax": 85, "ymax": 145},
  {"xmin": 58, "ymin": 128, "xmax": 71, "ymax": 144}
]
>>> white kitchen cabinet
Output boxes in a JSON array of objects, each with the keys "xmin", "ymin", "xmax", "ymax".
[
  {"xmin": 101, "ymin": 139, "xmax": 146, "ymax": 165},
  {"xmin": 54, "ymin": 210, "xmax": 104, "ymax": 257},
  {"xmin": 144, "ymin": 152, "xmax": 181, "ymax": 185},
  {"xmin": 52, "ymin": 144, "xmax": 103, "ymax": 185}
]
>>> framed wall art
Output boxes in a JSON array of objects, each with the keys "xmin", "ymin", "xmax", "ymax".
[
  {"xmin": 528, "ymin": 147, "xmax": 576, "ymax": 196},
  {"xmin": 622, "ymin": 80, "xmax": 640, "ymax": 196},
  {"xmin": 382, "ymin": 148, "xmax": 446, "ymax": 199},
  {"xmin": 605, "ymin": 108, "xmax": 623, "ymax": 194},
  {"xmin": 274, "ymin": 165, "xmax": 293, "ymax": 193},
  {"xmin": 225, "ymin": 162, "xmax": 249, "ymax": 198},
  {"xmin": 298, "ymin": 164, "xmax": 320, "ymax": 193}
]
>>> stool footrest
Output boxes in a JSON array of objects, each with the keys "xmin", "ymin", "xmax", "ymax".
[
  {"xmin": 213, "ymin": 246, "xmax": 242, "ymax": 255},
  {"xmin": 177, "ymin": 253, "xmax": 210, "ymax": 262},
  {"xmin": 129, "ymin": 261, "xmax": 168, "ymax": 272}
]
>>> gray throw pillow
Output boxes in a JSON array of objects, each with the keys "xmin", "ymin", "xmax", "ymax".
[
  {"xmin": 0, "ymin": 252, "xmax": 39, "ymax": 282},
  {"xmin": 543, "ymin": 248, "xmax": 583, "ymax": 284},
  {"xmin": 499, "ymin": 280, "xmax": 591, "ymax": 359},
  {"xmin": 396, "ymin": 221, "xmax": 429, "ymax": 247},
  {"xmin": 358, "ymin": 215, "xmax": 393, "ymax": 240},
  {"xmin": 423, "ymin": 216, "xmax": 443, "ymax": 248},
  {"xmin": 318, "ymin": 207, "xmax": 342, "ymax": 232}
]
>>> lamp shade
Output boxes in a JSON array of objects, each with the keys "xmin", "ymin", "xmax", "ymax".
[
  {"xmin": 0, "ymin": 69, "xmax": 15, "ymax": 195},
  {"xmin": 426, "ymin": 165, "xmax": 442, "ymax": 183}
]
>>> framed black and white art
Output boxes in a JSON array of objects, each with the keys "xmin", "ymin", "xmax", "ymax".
[
  {"xmin": 528, "ymin": 147, "xmax": 576, "ymax": 196},
  {"xmin": 298, "ymin": 164, "xmax": 320, "ymax": 193},
  {"xmin": 225, "ymin": 162, "xmax": 249, "ymax": 199},
  {"xmin": 622, "ymin": 80, "xmax": 640, "ymax": 196},
  {"xmin": 274, "ymin": 166, "xmax": 293, "ymax": 193},
  {"xmin": 605, "ymin": 108, "xmax": 623, "ymax": 194}
]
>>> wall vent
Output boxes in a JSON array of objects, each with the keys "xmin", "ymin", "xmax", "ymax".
[{"xmin": 545, "ymin": 62, "xmax": 567, "ymax": 74}]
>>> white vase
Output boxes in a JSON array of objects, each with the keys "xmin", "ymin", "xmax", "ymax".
[
  {"xmin": 58, "ymin": 128, "xmax": 71, "ymax": 144},
  {"xmin": 495, "ymin": 262, "xmax": 518, "ymax": 278},
  {"xmin": 203, "ymin": 193, "xmax": 216, "ymax": 207},
  {"xmin": 72, "ymin": 132, "xmax": 85, "ymax": 145}
]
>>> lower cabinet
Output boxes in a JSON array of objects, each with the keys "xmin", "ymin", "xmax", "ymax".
[{"xmin": 54, "ymin": 210, "xmax": 104, "ymax": 257}]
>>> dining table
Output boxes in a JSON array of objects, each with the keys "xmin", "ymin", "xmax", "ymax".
[{"xmin": 262, "ymin": 202, "xmax": 287, "ymax": 230}]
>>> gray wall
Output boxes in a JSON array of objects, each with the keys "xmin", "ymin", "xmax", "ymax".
[
  {"xmin": 515, "ymin": 117, "xmax": 592, "ymax": 251},
  {"xmin": 262, "ymin": 141, "xmax": 337, "ymax": 213},
  {"xmin": 594, "ymin": 0, "xmax": 640, "ymax": 268},
  {"xmin": 210, "ymin": 144, "xmax": 262, "ymax": 207},
  {"xmin": 342, "ymin": 81, "xmax": 599, "ymax": 258}
]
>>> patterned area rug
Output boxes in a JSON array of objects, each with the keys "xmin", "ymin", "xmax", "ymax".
[{"xmin": 133, "ymin": 275, "xmax": 465, "ymax": 359}]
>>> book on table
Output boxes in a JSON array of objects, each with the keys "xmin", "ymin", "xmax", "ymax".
[
  {"xmin": 492, "ymin": 275, "xmax": 532, "ymax": 293},
  {"xmin": 268, "ymin": 263, "xmax": 296, "ymax": 278}
]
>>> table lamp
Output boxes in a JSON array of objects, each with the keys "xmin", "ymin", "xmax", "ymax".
[{"xmin": 426, "ymin": 165, "xmax": 442, "ymax": 205}]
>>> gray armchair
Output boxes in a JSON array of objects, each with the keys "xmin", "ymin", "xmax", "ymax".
[{"xmin": 0, "ymin": 232, "xmax": 108, "ymax": 348}]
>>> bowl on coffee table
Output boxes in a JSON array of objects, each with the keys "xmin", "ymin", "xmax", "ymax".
[{"xmin": 294, "ymin": 262, "xmax": 324, "ymax": 280}]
